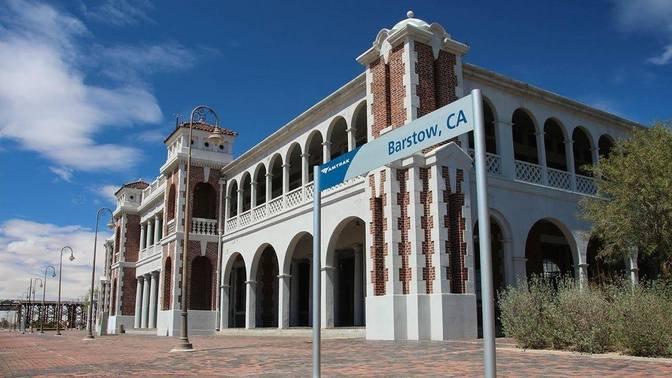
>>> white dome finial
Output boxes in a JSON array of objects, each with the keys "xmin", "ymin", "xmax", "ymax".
[{"xmin": 407, "ymin": 10, "xmax": 414, "ymax": 18}]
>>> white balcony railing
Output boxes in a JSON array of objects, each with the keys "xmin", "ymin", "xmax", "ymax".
[
  {"xmin": 253, "ymin": 204, "xmax": 267, "ymax": 222},
  {"xmin": 547, "ymin": 167, "xmax": 572, "ymax": 191},
  {"xmin": 239, "ymin": 211, "xmax": 252, "ymax": 227},
  {"xmin": 139, "ymin": 244, "xmax": 161, "ymax": 260},
  {"xmin": 468, "ymin": 150, "xmax": 502, "ymax": 176},
  {"xmin": 192, "ymin": 217, "xmax": 217, "ymax": 235},
  {"xmin": 515, "ymin": 160, "xmax": 543, "ymax": 184},
  {"xmin": 141, "ymin": 176, "xmax": 166, "ymax": 202},
  {"xmin": 576, "ymin": 174, "xmax": 597, "ymax": 195}
]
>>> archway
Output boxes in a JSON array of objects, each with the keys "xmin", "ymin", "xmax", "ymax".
[
  {"xmin": 189, "ymin": 256, "xmax": 213, "ymax": 310},
  {"xmin": 162, "ymin": 257, "xmax": 172, "ymax": 310},
  {"xmin": 286, "ymin": 233, "xmax": 313, "ymax": 327},
  {"xmin": 598, "ymin": 135, "xmax": 614, "ymax": 159},
  {"xmin": 227, "ymin": 180, "xmax": 238, "ymax": 218},
  {"xmin": 353, "ymin": 102, "xmax": 368, "ymax": 148},
  {"xmin": 329, "ymin": 117, "xmax": 348, "ymax": 160},
  {"xmin": 269, "ymin": 154, "xmax": 283, "ymax": 199},
  {"xmin": 572, "ymin": 127, "xmax": 594, "ymax": 176},
  {"xmin": 287, "ymin": 143, "xmax": 302, "ymax": 191},
  {"xmin": 525, "ymin": 220, "xmax": 575, "ymax": 282},
  {"xmin": 254, "ymin": 164, "xmax": 266, "ymax": 205},
  {"xmin": 473, "ymin": 217, "xmax": 506, "ymax": 337},
  {"xmin": 166, "ymin": 184, "xmax": 176, "ymax": 221},
  {"xmin": 512, "ymin": 109, "xmax": 538, "ymax": 164},
  {"xmin": 306, "ymin": 131, "xmax": 323, "ymax": 182},
  {"xmin": 468, "ymin": 98, "xmax": 497, "ymax": 154},
  {"xmin": 255, "ymin": 246, "xmax": 279, "ymax": 327},
  {"xmin": 327, "ymin": 217, "xmax": 366, "ymax": 327},
  {"xmin": 227, "ymin": 253, "xmax": 246, "ymax": 328},
  {"xmin": 586, "ymin": 236, "xmax": 626, "ymax": 284},
  {"xmin": 193, "ymin": 182, "xmax": 216, "ymax": 219},
  {"xmin": 544, "ymin": 119, "xmax": 567, "ymax": 171},
  {"xmin": 241, "ymin": 173, "xmax": 252, "ymax": 212}
]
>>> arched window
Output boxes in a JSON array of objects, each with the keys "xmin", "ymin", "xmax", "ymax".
[
  {"xmin": 512, "ymin": 109, "xmax": 538, "ymax": 164},
  {"xmin": 468, "ymin": 99, "xmax": 497, "ymax": 154},
  {"xmin": 228, "ymin": 181, "xmax": 238, "ymax": 218},
  {"xmin": 353, "ymin": 102, "xmax": 368, "ymax": 148},
  {"xmin": 269, "ymin": 154, "xmax": 283, "ymax": 199},
  {"xmin": 287, "ymin": 143, "xmax": 302, "ymax": 191},
  {"xmin": 525, "ymin": 220, "xmax": 574, "ymax": 283},
  {"xmin": 254, "ymin": 165, "xmax": 266, "ymax": 206},
  {"xmin": 190, "ymin": 256, "xmax": 213, "ymax": 310},
  {"xmin": 572, "ymin": 127, "xmax": 593, "ymax": 176},
  {"xmin": 192, "ymin": 183, "xmax": 216, "ymax": 219},
  {"xmin": 306, "ymin": 131, "xmax": 323, "ymax": 182},
  {"xmin": 329, "ymin": 117, "xmax": 348, "ymax": 160},
  {"xmin": 162, "ymin": 257, "xmax": 172, "ymax": 310},
  {"xmin": 544, "ymin": 119, "xmax": 567, "ymax": 171},
  {"xmin": 166, "ymin": 184, "xmax": 176, "ymax": 221},
  {"xmin": 241, "ymin": 174, "xmax": 251, "ymax": 212},
  {"xmin": 598, "ymin": 135, "xmax": 614, "ymax": 159}
]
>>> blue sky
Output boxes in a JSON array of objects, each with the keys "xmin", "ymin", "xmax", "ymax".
[{"xmin": 0, "ymin": 0, "xmax": 670, "ymax": 301}]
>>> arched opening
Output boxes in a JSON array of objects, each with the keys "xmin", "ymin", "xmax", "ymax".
[
  {"xmin": 329, "ymin": 117, "xmax": 348, "ymax": 160},
  {"xmin": 162, "ymin": 257, "xmax": 172, "ymax": 310},
  {"xmin": 473, "ymin": 218, "xmax": 506, "ymax": 337},
  {"xmin": 254, "ymin": 165, "xmax": 266, "ymax": 206},
  {"xmin": 255, "ymin": 246, "xmax": 279, "ymax": 327},
  {"xmin": 111, "ymin": 278, "xmax": 117, "ymax": 315},
  {"xmin": 166, "ymin": 184, "xmax": 176, "ymax": 221},
  {"xmin": 287, "ymin": 143, "xmax": 302, "ymax": 191},
  {"xmin": 189, "ymin": 256, "xmax": 213, "ymax": 310},
  {"xmin": 572, "ymin": 127, "xmax": 594, "ymax": 176},
  {"xmin": 512, "ymin": 109, "xmax": 538, "ymax": 164},
  {"xmin": 327, "ymin": 217, "xmax": 366, "ymax": 327},
  {"xmin": 269, "ymin": 154, "xmax": 283, "ymax": 199},
  {"xmin": 468, "ymin": 99, "xmax": 497, "ymax": 154},
  {"xmin": 228, "ymin": 181, "xmax": 238, "ymax": 218},
  {"xmin": 598, "ymin": 135, "xmax": 614, "ymax": 159},
  {"xmin": 286, "ymin": 233, "xmax": 313, "ymax": 327},
  {"xmin": 544, "ymin": 119, "xmax": 567, "ymax": 171},
  {"xmin": 586, "ymin": 236, "xmax": 626, "ymax": 284},
  {"xmin": 353, "ymin": 102, "xmax": 368, "ymax": 148},
  {"xmin": 192, "ymin": 183, "xmax": 216, "ymax": 219},
  {"xmin": 306, "ymin": 131, "xmax": 323, "ymax": 182},
  {"xmin": 227, "ymin": 254, "xmax": 246, "ymax": 328},
  {"xmin": 525, "ymin": 220, "xmax": 575, "ymax": 282},
  {"xmin": 241, "ymin": 173, "xmax": 252, "ymax": 212}
]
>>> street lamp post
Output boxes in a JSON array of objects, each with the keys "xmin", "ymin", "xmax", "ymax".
[
  {"xmin": 29, "ymin": 278, "xmax": 42, "ymax": 333},
  {"xmin": 172, "ymin": 105, "xmax": 224, "ymax": 352},
  {"xmin": 56, "ymin": 246, "xmax": 75, "ymax": 335},
  {"xmin": 40, "ymin": 265, "xmax": 57, "ymax": 333},
  {"xmin": 85, "ymin": 208, "xmax": 113, "ymax": 340}
]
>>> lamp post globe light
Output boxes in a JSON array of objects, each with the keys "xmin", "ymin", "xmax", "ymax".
[
  {"xmin": 29, "ymin": 278, "xmax": 42, "ymax": 333},
  {"xmin": 39, "ymin": 265, "xmax": 57, "ymax": 333},
  {"xmin": 85, "ymin": 207, "xmax": 114, "ymax": 340},
  {"xmin": 56, "ymin": 246, "xmax": 75, "ymax": 336},
  {"xmin": 172, "ymin": 105, "xmax": 224, "ymax": 352}
]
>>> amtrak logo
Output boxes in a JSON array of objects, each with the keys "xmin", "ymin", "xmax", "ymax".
[{"xmin": 321, "ymin": 158, "xmax": 350, "ymax": 175}]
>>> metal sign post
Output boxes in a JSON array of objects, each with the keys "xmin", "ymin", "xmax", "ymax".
[{"xmin": 312, "ymin": 89, "xmax": 495, "ymax": 377}]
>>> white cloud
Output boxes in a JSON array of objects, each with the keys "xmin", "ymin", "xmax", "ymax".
[
  {"xmin": 91, "ymin": 184, "xmax": 120, "ymax": 204},
  {"xmin": 81, "ymin": 0, "xmax": 154, "ymax": 26},
  {"xmin": 95, "ymin": 43, "xmax": 196, "ymax": 83},
  {"xmin": 0, "ymin": 219, "xmax": 112, "ymax": 301},
  {"xmin": 612, "ymin": 0, "xmax": 672, "ymax": 65},
  {"xmin": 49, "ymin": 166, "xmax": 73, "ymax": 182}
]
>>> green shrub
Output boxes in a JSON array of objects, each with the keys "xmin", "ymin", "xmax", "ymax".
[{"xmin": 498, "ymin": 276, "xmax": 555, "ymax": 349}]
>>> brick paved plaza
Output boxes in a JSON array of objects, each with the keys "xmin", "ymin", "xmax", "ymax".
[{"xmin": 1, "ymin": 330, "xmax": 672, "ymax": 376}]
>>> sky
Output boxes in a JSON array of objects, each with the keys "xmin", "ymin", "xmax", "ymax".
[{"xmin": 0, "ymin": 0, "xmax": 670, "ymax": 304}]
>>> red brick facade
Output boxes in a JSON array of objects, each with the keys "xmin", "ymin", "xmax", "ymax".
[
  {"xmin": 120, "ymin": 267, "xmax": 137, "ymax": 315},
  {"xmin": 442, "ymin": 167, "xmax": 468, "ymax": 293},
  {"xmin": 369, "ymin": 45, "xmax": 407, "ymax": 138},
  {"xmin": 369, "ymin": 172, "xmax": 388, "ymax": 296},
  {"xmin": 185, "ymin": 240, "xmax": 218, "ymax": 310},
  {"xmin": 124, "ymin": 214, "xmax": 140, "ymax": 262},
  {"xmin": 419, "ymin": 167, "xmax": 435, "ymax": 294},
  {"xmin": 162, "ymin": 242, "xmax": 174, "ymax": 310},
  {"xmin": 396, "ymin": 169, "xmax": 411, "ymax": 294}
]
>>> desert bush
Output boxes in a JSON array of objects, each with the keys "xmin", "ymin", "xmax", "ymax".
[{"xmin": 498, "ymin": 276, "xmax": 555, "ymax": 349}]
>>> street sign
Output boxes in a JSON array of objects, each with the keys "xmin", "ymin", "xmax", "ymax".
[
  {"xmin": 312, "ymin": 89, "xmax": 496, "ymax": 378},
  {"xmin": 319, "ymin": 93, "xmax": 475, "ymax": 191}
]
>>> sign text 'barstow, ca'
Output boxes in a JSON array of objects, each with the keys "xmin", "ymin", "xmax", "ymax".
[{"xmin": 319, "ymin": 94, "xmax": 475, "ymax": 191}]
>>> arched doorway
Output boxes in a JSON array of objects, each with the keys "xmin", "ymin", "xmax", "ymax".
[
  {"xmin": 586, "ymin": 236, "xmax": 626, "ymax": 284},
  {"xmin": 193, "ymin": 182, "xmax": 216, "ymax": 219},
  {"xmin": 255, "ymin": 246, "xmax": 279, "ymax": 327},
  {"xmin": 254, "ymin": 164, "xmax": 266, "ymax": 205},
  {"xmin": 162, "ymin": 257, "xmax": 172, "ymax": 310},
  {"xmin": 353, "ymin": 101, "xmax": 368, "ymax": 148},
  {"xmin": 468, "ymin": 99, "xmax": 497, "ymax": 154},
  {"xmin": 598, "ymin": 135, "xmax": 614, "ymax": 159},
  {"xmin": 190, "ymin": 256, "xmax": 213, "ymax": 310},
  {"xmin": 473, "ymin": 217, "xmax": 506, "ymax": 337},
  {"xmin": 227, "ymin": 253, "xmax": 246, "ymax": 328},
  {"xmin": 329, "ymin": 117, "xmax": 348, "ymax": 160},
  {"xmin": 525, "ymin": 220, "xmax": 575, "ymax": 282},
  {"xmin": 512, "ymin": 109, "xmax": 538, "ymax": 164},
  {"xmin": 287, "ymin": 143, "xmax": 302, "ymax": 191},
  {"xmin": 269, "ymin": 154, "xmax": 283, "ymax": 200},
  {"xmin": 327, "ymin": 217, "xmax": 366, "ymax": 327},
  {"xmin": 572, "ymin": 127, "xmax": 594, "ymax": 176},
  {"xmin": 166, "ymin": 184, "xmax": 176, "ymax": 221},
  {"xmin": 306, "ymin": 131, "xmax": 323, "ymax": 182},
  {"xmin": 241, "ymin": 173, "xmax": 252, "ymax": 212},
  {"xmin": 286, "ymin": 233, "xmax": 313, "ymax": 327},
  {"xmin": 544, "ymin": 119, "xmax": 567, "ymax": 171},
  {"xmin": 227, "ymin": 180, "xmax": 238, "ymax": 218}
]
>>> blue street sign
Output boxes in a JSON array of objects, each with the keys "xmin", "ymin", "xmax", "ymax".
[{"xmin": 319, "ymin": 93, "xmax": 475, "ymax": 191}]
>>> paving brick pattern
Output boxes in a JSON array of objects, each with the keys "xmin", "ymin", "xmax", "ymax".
[{"xmin": 1, "ymin": 330, "xmax": 671, "ymax": 377}]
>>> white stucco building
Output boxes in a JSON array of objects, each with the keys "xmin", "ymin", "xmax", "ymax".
[{"xmin": 97, "ymin": 12, "xmax": 641, "ymax": 340}]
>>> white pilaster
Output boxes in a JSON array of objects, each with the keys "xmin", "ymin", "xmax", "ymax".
[
  {"xmin": 322, "ymin": 141, "xmax": 331, "ymax": 163},
  {"xmin": 134, "ymin": 277, "xmax": 143, "ymax": 328},
  {"xmin": 147, "ymin": 220, "xmax": 154, "ymax": 247},
  {"xmin": 148, "ymin": 272, "xmax": 158, "ymax": 328},
  {"xmin": 139, "ymin": 223, "xmax": 146, "ymax": 251},
  {"xmin": 153, "ymin": 215, "xmax": 160, "ymax": 245},
  {"xmin": 245, "ymin": 280, "xmax": 256, "ymax": 329},
  {"xmin": 277, "ymin": 274, "xmax": 290, "ymax": 329},
  {"xmin": 141, "ymin": 274, "xmax": 150, "ymax": 328}
]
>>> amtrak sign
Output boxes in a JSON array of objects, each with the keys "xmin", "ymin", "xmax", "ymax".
[{"xmin": 319, "ymin": 93, "xmax": 475, "ymax": 190}]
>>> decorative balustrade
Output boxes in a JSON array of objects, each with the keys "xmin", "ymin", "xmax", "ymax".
[
  {"xmin": 268, "ymin": 196, "xmax": 284, "ymax": 216},
  {"xmin": 253, "ymin": 204, "xmax": 267, "ymax": 221},
  {"xmin": 547, "ymin": 167, "xmax": 572, "ymax": 191},
  {"xmin": 576, "ymin": 174, "xmax": 597, "ymax": 195},
  {"xmin": 515, "ymin": 160, "xmax": 543, "ymax": 184},
  {"xmin": 225, "ymin": 217, "xmax": 239, "ymax": 233},
  {"xmin": 304, "ymin": 182, "xmax": 315, "ymax": 201},
  {"xmin": 141, "ymin": 176, "xmax": 166, "ymax": 202},
  {"xmin": 139, "ymin": 244, "xmax": 161, "ymax": 260},
  {"xmin": 239, "ymin": 211, "xmax": 252, "ymax": 227},
  {"xmin": 191, "ymin": 217, "xmax": 217, "ymax": 235},
  {"xmin": 468, "ymin": 150, "xmax": 502, "ymax": 176},
  {"xmin": 285, "ymin": 187, "xmax": 303, "ymax": 208}
]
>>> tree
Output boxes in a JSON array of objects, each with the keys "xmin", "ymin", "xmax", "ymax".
[{"xmin": 580, "ymin": 122, "xmax": 672, "ymax": 277}]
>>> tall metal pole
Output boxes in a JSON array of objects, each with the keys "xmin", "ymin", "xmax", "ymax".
[
  {"xmin": 312, "ymin": 165, "xmax": 322, "ymax": 378},
  {"xmin": 30, "ymin": 278, "xmax": 41, "ymax": 333},
  {"xmin": 57, "ymin": 246, "xmax": 74, "ymax": 336},
  {"xmin": 472, "ymin": 88, "xmax": 496, "ymax": 378},
  {"xmin": 40, "ymin": 265, "xmax": 55, "ymax": 333},
  {"xmin": 86, "ymin": 208, "xmax": 111, "ymax": 340}
]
